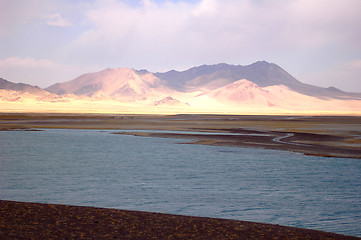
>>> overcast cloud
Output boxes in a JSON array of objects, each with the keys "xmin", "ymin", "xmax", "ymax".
[{"xmin": 0, "ymin": 0, "xmax": 360, "ymax": 91}]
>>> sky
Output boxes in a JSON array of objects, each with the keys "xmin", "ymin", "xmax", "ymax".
[{"xmin": 0, "ymin": 0, "xmax": 361, "ymax": 92}]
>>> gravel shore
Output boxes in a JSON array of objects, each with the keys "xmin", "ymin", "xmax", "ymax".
[{"xmin": 1, "ymin": 200, "xmax": 360, "ymax": 239}]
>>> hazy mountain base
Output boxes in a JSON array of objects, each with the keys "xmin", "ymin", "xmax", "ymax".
[{"xmin": 1, "ymin": 90, "xmax": 360, "ymax": 115}]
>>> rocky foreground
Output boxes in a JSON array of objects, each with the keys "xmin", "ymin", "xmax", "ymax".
[{"xmin": 1, "ymin": 200, "xmax": 360, "ymax": 240}]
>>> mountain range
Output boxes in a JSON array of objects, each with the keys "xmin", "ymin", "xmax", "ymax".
[{"xmin": 1, "ymin": 61, "xmax": 361, "ymax": 114}]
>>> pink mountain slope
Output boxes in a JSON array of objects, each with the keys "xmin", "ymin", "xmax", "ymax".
[
  {"xmin": 46, "ymin": 68, "xmax": 173, "ymax": 101},
  {"xmin": 201, "ymin": 79, "xmax": 358, "ymax": 111},
  {"xmin": 205, "ymin": 79, "xmax": 277, "ymax": 106}
]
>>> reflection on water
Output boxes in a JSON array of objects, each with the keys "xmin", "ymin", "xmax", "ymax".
[{"xmin": 0, "ymin": 129, "xmax": 360, "ymax": 237}]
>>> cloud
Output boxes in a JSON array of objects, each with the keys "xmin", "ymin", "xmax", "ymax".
[
  {"xmin": 1, "ymin": 0, "xmax": 360, "ymax": 91},
  {"xmin": 333, "ymin": 60, "xmax": 361, "ymax": 90},
  {"xmin": 0, "ymin": 57, "xmax": 56, "ymax": 68},
  {"xmin": 68, "ymin": 0, "xmax": 361, "ymax": 72},
  {"xmin": 298, "ymin": 59, "xmax": 361, "ymax": 92},
  {"xmin": 43, "ymin": 13, "xmax": 72, "ymax": 27},
  {"xmin": 0, "ymin": 0, "xmax": 49, "ymax": 36},
  {"xmin": 70, "ymin": 0, "xmax": 195, "ymax": 69},
  {"xmin": 193, "ymin": 0, "xmax": 217, "ymax": 17},
  {"xmin": 340, "ymin": 59, "xmax": 361, "ymax": 70},
  {"xmin": 284, "ymin": 0, "xmax": 361, "ymax": 48},
  {"xmin": 0, "ymin": 57, "xmax": 59, "ymax": 86},
  {"xmin": 0, "ymin": 57, "xmax": 95, "ymax": 87}
]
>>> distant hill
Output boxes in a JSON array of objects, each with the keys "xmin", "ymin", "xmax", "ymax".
[
  {"xmin": 46, "ymin": 68, "xmax": 173, "ymax": 101},
  {"xmin": 0, "ymin": 78, "xmax": 47, "ymax": 95},
  {"xmin": 0, "ymin": 77, "xmax": 71, "ymax": 103}
]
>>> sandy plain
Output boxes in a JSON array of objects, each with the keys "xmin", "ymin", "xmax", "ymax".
[{"xmin": 1, "ymin": 113, "xmax": 361, "ymax": 158}]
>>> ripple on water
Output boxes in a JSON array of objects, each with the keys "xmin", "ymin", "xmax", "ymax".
[{"xmin": 0, "ymin": 129, "xmax": 360, "ymax": 237}]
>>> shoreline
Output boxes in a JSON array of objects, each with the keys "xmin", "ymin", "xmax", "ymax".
[
  {"xmin": 115, "ymin": 128, "xmax": 361, "ymax": 159},
  {"xmin": 1, "ymin": 113, "xmax": 361, "ymax": 159},
  {"xmin": 1, "ymin": 200, "xmax": 360, "ymax": 239}
]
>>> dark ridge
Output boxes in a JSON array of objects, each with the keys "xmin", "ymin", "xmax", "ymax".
[
  {"xmin": 154, "ymin": 63, "xmax": 237, "ymax": 90},
  {"xmin": 0, "ymin": 77, "xmax": 46, "ymax": 95},
  {"xmin": 154, "ymin": 62, "xmax": 361, "ymax": 99}
]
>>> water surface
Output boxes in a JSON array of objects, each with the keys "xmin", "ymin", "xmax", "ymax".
[{"xmin": 0, "ymin": 129, "xmax": 360, "ymax": 237}]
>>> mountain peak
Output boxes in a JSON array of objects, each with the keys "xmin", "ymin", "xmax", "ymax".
[
  {"xmin": 327, "ymin": 86, "xmax": 343, "ymax": 92},
  {"xmin": 102, "ymin": 67, "xmax": 135, "ymax": 73},
  {"xmin": 252, "ymin": 60, "xmax": 271, "ymax": 66}
]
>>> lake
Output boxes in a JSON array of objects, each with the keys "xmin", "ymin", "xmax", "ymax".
[{"xmin": 1, "ymin": 129, "xmax": 360, "ymax": 237}]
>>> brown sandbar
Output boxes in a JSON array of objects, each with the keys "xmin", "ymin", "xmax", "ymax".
[{"xmin": 1, "ymin": 113, "xmax": 361, "ymax": 158}]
